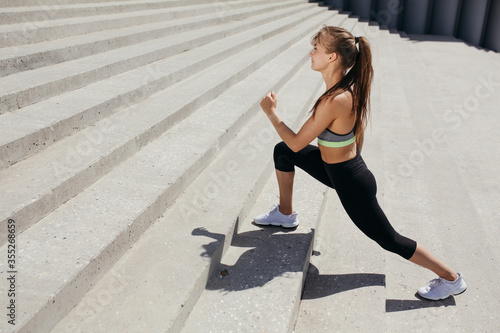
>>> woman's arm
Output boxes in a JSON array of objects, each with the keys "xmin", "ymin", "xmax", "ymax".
[{"xmin": 260, "ymin": 91, "xmax": 348, "ymax": 152}]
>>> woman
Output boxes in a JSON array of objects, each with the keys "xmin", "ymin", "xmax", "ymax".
[{"xmin": 254, "ymin": 26, "xmax": 466, "ymax": 301}]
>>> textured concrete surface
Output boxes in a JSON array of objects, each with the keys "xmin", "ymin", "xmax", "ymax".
[
  {"xmin": 50, "ymin": 49, "xmax": 324, "ymax": 333},
  {"xmin": 182, "ymin": 166, "xmax": 326, "ymax": 333},
  {"xmin": 1, "ymin": 1, "xmax": 499, "ymax": 332},
  {"xmin": 0, "ymin": 2, "xmax": 328, "ymax": 247},
  {"xmin": 295, "ymin": 24, "xmax": 500, "ymax": 333},
  {"xmin": 0, "ymin": 4, "xmax": 334, "ymax": 330}
]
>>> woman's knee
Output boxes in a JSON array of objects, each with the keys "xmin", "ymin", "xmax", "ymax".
[
  {"xmin": 378, "ymin": 233, "xmax": 417, "ymax": 260},
  {"xmin": 273, "ymin": 141, "xmax": 295, "ymax": 172}
]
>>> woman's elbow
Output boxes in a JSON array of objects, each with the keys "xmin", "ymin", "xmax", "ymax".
[{"xmin": 289, "ymin": 142, "xmax": 306, "ymax": 153}]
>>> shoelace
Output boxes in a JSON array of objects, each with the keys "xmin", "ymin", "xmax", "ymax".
[
  {"xmin": 268, "ymin": 204, "xmax": 279, "ymax": 211},
  {"xmin": 427, "ymin": 278, "xmax": 443, "ymax": 290}
]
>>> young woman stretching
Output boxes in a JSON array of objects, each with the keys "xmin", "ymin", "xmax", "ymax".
[{"xmin": 254, "ymin": 26, "xmax": 466, "ymax": 300}]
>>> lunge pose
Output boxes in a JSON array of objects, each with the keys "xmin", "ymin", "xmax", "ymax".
[{"xmin": 254, "ymin": 26, "xmax": 466, "ymax": 300}]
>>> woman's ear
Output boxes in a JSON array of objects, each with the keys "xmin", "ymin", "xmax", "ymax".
[{"xmin": 328, "ymin": 53, "xmax": 338, "ymax": 63}]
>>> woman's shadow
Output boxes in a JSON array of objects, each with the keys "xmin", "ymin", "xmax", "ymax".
[
  {"xmin": 192, "ymin": 226, "xmax": 458, "ymax": 311},
  {"xmin": 192, "ymin": 225, "xmax": 386, "ymax": 296}
]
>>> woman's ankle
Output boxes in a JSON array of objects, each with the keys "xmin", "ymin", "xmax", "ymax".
[{"xmin": 278, "ymin": 205, "xmax": 293, "ymax": 215}]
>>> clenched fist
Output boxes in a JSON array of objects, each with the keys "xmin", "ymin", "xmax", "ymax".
[{"xmin": 260, "ymin": 91, "xmax": 277, "ymax": 117}]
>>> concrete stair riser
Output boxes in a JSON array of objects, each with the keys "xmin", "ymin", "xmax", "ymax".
[
  {"xmin": 0, "ymin": 6, "xmax": 330, "ymax": 250},
  {"xmin": 182, "ymin": 168, "xmax": 327, "ymax": 333},
  {"xmin": 50, "ymin": 52, "xmax": 325, "ymax": 333},
  {"xmin": 0, "ymin": 0, "xmax": 310, "ymax": 113},
  {"xmin": 0, "ymin": 0, "xmax": 307, "ymax": 77},
  {"xmin": 0, "ymin": 0, "xmax": 266, "ymax": 48},
  {"xmin": 0, "ymin": 10, "xmax": 334, "ymax": 332},
  {"xmin": 294, "ymin": 21, "xmax": 389, "ymax": 333},
  {"xmin": 184, "ymin": 16, "xmax": 366, "ymax": 333},
  {"xmin": 0, "ymin": 3, "xmax": 322, "ymax": 170},
  {"xmin": 0, "ymin": 0, "xmax": 233, "ymax": 24},
  {"xmin": 0, "ymin": 0, "xmax": 141, "ymax": 7}
]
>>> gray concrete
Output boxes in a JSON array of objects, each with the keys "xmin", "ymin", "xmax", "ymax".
[
  {"xmin": 402, "ymin": 0, "xmax": 431, "ymax": 34},
  {"xmin": 183, "ymin": 16, "xmax": 367, "ymax": 333},
  {"xmin": 323, "ymin": 0, "xmax": 500, "ymax": 51},
  {"xmin": 295, "ymin": 22, "xmax": 500, "ymax": 333},
  {"xmin": 0, "ymin": 0, "xmax": 216, "ymax": 24},
  {"xmin": 0, "ymin": 2, "xmax": 310, "ymax": 170},
  {"xmin": 49, "ymin": 35, "xmax": 327, "ymax": 333},
  {"xmin": 457, "ymin": 0, "xmax": 490, "ymax": 46},
  {"xmin": 0, "ymin": 1, "xmax": 305, "ymax": 113},
  {"xmin": 1, "ymin": 1, "xmax": 499, "ymax": 332},
  {"xmin": 484, "ymin": 0, "xmax": 500, "ymax": 52},
  {"xmin": 0, "ymin": 1, "xmax": 306, "ymax": 76},
  {"xmin": 430, "ymin": 0, "xmax": 461, "ymax": 36},
  {"xmin": 0, "ymin": 2, "xmax": 324, "ymax": 249},
  {"xmin": 348, "ymin": 0, "xmax": 372, "ymax": 19},
  {"xmin": 0, "ymin": 2, "xmax": 335, "ymax": 331},
  {"xmin": 373, "ymin": 0, "xmax": 403, "ymax": 29}
]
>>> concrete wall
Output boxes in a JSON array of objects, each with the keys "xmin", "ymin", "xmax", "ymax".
[
  {"xmin": 321, "ymin": 0, "xmax": 499, "ymax": 52},
  {"xmin": 457, "ymin": 0, "xmax": 489, "ymax": 46},
  {"xmin": 348, "ymin": 0, "xmax": 373, "ymax": 19},
  {"xmin": 430, "ymin": 0, "xmax": 461, "ymax": 36},
  {"xmin": 402, "ymin": 0, "xmax": 431, "ymax": 34},
  {"xmin": 373, "ymin": 0, "xmax": 403, "ymax": 29},
  {"xmin": 483, "ymin": 0, "xmax": 500, "ymax": 51}
]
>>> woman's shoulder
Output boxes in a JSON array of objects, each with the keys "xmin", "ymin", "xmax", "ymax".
[{"xmin": 318, "ymin": 90, "xmax": 353, "ymax": 115}]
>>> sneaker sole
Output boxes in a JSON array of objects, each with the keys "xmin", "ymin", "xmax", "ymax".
[
  {"xmin": 253, "ymin": 221, "xmax": 299, "ymax": 228},
  {"xmin": 417, "ymin": 287, "xmax": 467, "ymax": 301}
]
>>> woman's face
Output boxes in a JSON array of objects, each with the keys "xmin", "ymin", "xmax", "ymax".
[{"xmin": 309, "ymin": 42, "xmax": 334, "ymax": 72}]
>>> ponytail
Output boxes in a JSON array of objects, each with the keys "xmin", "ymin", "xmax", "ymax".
[
  {"xmin": 351, "ymin": 36, "xmax": 373, "ymax": 151},
  {"xmin": 310, "ymin": 27, "xmax": 374, "ymax": 151}
]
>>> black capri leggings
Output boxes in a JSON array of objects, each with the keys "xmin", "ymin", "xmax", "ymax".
[{"xmin": 274, "ymin": 141, "xmax": 417, "ymax": 260}]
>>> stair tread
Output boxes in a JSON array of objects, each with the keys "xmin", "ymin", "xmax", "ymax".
[
  {"xmin": 0, "ymin": 0, "xmax": 212, "ymax": 22},
  {"xmin": 0, "ymin": 2, "xmax": 319, "ymax": 152},
  {"xmin": 0, "ymin": 1, "xmax": 312, "ymax": 114},
  {"xmin": 51, "ymin": 51, "xmax": 325, "ymax": 333},
  {"xmin": 0, "ymin": 14, "xmax": 332, "ymax": 331},
  {"xmin": 0, "ymin": 5, "xmax": 330, "ymax": 249},
  {"xmin": 0, "ymin": 0, "xmax": 306, "ymax": 75},
  {"xmin": 0, "ymin": 1, "xmax": 217, "ymax": 33}
]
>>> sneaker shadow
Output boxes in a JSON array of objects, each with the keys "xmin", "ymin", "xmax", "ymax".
[
  {"xmin": 301, "ymin": 263, "xmax": 386, "ymax": 299},
  {"xmin": 385, "ymin": 295, "xmax": 456, "ymax": 312}
]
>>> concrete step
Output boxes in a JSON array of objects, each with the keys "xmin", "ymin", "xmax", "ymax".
[
  {"xmin": 0, "ymin": 0, "xmax": 139, "ymax": 7},
  {"xmin": 373, "ymin": 28, "xmax": 459, "ymax": 331},
  {"xmin": 294, "ymin": 21, "xmax": 388, "ymax": 332},
  {"xmin": 0, "ymin": 0, "xmax": 219, "ymax": 24},
  {"xmin": 0, "ymin": 2, "xmax": 318, "ymax": 168},
  {"xmin": 182, "ymin": 165, "xmax": 327, "ymax": 333},
  {"xmin": 0, "ymin": 0, "xmax": 245, "ymax": 48},
  {"xmin": 0, "ymin": 0, "xmax": 306, "ymax": 113},
  {"xmin": 0, "ymin": 3, "xmax": 328, "ymax": 249},
  {"xmin": 0, "ymin": 9, "xmax": 335, "ymax": 332},
  {"xmin": 294, "ymin": 188, "xmax": 388, "ymax": 332},
  {"xmin": 0, "ymin": 0, "xmax": 303, "ymax": 76},
  {"xmin": 295, "ymin": 24, "xmax": 464, "ymax": 332},
  {"xmin": 387, "ymin": 30, "xmax": 500, "ymax": 330},
  {"xmin": 180, "ymin": 56, "xmax": 333, "ymax": 333},
  {"xmin": 183, "ymin": 17, "xmax": 368, "ymax": 333},
  {"xmin": 50, "ymin": 42, "xmax": 326, "ymax": 333}
]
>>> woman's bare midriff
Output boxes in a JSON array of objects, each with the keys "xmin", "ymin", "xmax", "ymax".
[{"xmin": 319, "ymin": 143, "xmax": 357, "ymax": 164}]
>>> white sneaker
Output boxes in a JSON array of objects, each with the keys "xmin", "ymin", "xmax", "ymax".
[
  {"xmin": 417, "ymin": 272, "xmax": 467, "ymax": 300},
  {"xmin": 254, "ymin": 204, "xmax": 299, "ymax": 228}
]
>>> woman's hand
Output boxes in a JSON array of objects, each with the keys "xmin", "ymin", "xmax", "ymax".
[{"xmin": 260, "ymin": 91, "xmax": 277, "ymax": 118}]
